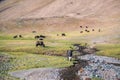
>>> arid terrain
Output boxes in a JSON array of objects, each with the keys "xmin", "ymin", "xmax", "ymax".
[
  {"xmin": 0, "ymin": 0, "xmax": 120, "ymax": 80},
  {"xmin": 0, "ymin": 0, "xmax": 120, "ymax": 34}
]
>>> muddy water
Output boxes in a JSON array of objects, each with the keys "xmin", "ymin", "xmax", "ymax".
[
  {"xmin": 59, "ymin": 60, "xmax": 88, "ymax": 80},
  {"xmin": 9, "ymin": 60, "xmax": 88, "ymax": 80}
]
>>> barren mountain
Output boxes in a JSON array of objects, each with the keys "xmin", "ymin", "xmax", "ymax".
[
  {"xmin": 0, "ymin": 0, "xmax": 120, "ymax": 35},
  {"xmin": 0, "ymin": 0, "xmax": 120, "ymax": 20}
]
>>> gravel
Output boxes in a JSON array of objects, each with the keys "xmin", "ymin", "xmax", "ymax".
[
  {"xmin": 9, "ymin": 68, "xmax": 61, "ymax": 80},
  {"xmin": 9, "ymin": 54, "xmax": 120, "ymax": 80},
  {"xmin": 78, "ymin": 54, "xmax": 120, "ymax": 64},
  {"xmin": 77, "ymin": 54, "xmax": 120, "ymax": 80}
]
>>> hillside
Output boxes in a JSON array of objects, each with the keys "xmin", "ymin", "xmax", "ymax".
[
  {"xmin": 0, "ymin": 0, "xmax": 120, "ymax": 37},
  {"xmin": 0, "ymin": 1, "xmax": 120, "ymax": 80},
  {"xmin": 0, "ymin": 0, "xmax": 120, "ymax": 20}
]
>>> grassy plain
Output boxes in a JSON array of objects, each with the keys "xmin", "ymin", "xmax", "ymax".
[{"xmin": 0, "ymin": 28, "xmax": 120, "ymax": 80}]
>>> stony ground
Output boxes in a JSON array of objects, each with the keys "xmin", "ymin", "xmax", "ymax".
[
  {"xmin": 9, "ymin": 54, "xmax": 120, "ymax": 80},
  {"xmin": 77, "ymin": 54, "xmax": 120, "ymax": 80},
  {"xmin": 9, "ymin": 68, "xmax": 61, "ymax": 80}
]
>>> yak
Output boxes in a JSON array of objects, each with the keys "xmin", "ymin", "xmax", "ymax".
[{"xmin": 36, "ymin": 41, "xmax": 45, "ymax": 47}]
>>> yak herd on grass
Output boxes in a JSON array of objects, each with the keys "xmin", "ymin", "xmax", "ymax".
[
  {"xmin": 80, "ymin": 26, "xmax": 101, "ymax": 33},
  {"xmin": 13, "ymin": 25, "xmax": 101, "ymax": 47},
  {"xmin": 13, "ymin": 35, "xmax": 22, "ymax": 38}
]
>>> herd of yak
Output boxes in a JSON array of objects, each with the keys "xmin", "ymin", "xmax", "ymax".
[
  {"xmin": 13, "ymin": 26, "xmax": 101, "ymax": 47},
  {"xmin": 13, "ymin": 33, "xmax": 66, "ymax": 47},
  {"xmin": 80, "ymin": 26, "xmax": 101, "ymax": 33}
]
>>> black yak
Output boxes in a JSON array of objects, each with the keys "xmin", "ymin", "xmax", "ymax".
[
  {"xmin": 19, "ymin": 35, "xmax": 22, "ymax": 38},
  {"xmin": 35, "ymin": 35, "xmax": 39, "ymax": 39},
  {"xmin": 62, "ymin": 33, "xmax": 66, "ymax": 36},
  {"xmin": 86, "ymin": 26, "xmax": 88, "ymax": 28},
  {"xmin": 13, "ymin": 35, "xmax": 17, "ymax": 38},
  {"xmin": 92, "ymin": 29, "xmax": 95, "ymax": 31},
  {"xmin": 36, "ymin": 41, "xmax": 45, "ymax": 47},
  {"xmin": 98, "ymin": 29, "xmax": 101, "ymax": 32},
  {"xmin": 80, "ymin": 31, "xmax": 83, "ymax": 33},
  {"xmin": 80, "ymin": 26, "xmax": 82, "ymax": 28},
  {"xmin": 87, "ymin": 30, "xmax": 90, "ymax": 32},
  {"xmin": 32, "ymin": 31, "xmax": 37, "ymax": 33},
  {"xmin": 40, "ymin": 35, "xmax": 46, "ymax": 38}
]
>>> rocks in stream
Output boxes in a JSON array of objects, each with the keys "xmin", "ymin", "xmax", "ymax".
[
  {"xmin": 8, "ymin": 53, "xmax": 120, "ymax": 80},
  {"xmin": 77, "ymin": 54, "xmax": 120, "ymax": 80}
]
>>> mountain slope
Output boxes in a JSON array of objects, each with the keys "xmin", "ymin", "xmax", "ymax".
[
  {"xmin": 0, "ymin": 0, "xmax": 120, "ymax": 38},
  {"xmin": 0, "ymin": 0, "xmax": 55, "ymax": 21},
  {"xmin": 0, "ymin": 0, "xmax": 120, "ymax": 44},
  {"xmin": 0, "ymin": 0, "xmax": 120, "ymax": 21}
]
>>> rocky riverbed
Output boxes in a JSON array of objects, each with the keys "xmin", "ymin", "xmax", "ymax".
[
  {"xmin": 77, "ymin": 54, "xmax": 120, "ymax": 80},
  {"xmin": 9, "ymin": 54, "xmax": 120, "ymax": 80}
]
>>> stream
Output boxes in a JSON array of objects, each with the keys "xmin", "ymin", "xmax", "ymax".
[{"xmin": 9, "ymin": 54, "xmax": 120, "ymax": 80}]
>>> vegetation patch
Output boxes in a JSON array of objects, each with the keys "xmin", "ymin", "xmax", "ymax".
[
  {"xmin": 96, "ymin": 44, "xmax": 120, "ymax": 59},
  {"xmin": 0, "ymin": 52, "xmax": 72, "ymax": 80}
]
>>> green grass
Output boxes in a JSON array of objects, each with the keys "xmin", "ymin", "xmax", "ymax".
[
  {"xmin": 0, "ymin": 35, "xmax": 34, "ymax": 40},
  {"xmin": 0, "ymin": 33, "xmax": 84, "ymax": 79},
  {"xmin": 0, "ymin": 51, "xmax": 72, "ymax": 80},
  {"xmin": 0, "ymin": 31, "xmax": 120, "ymax": 80},
  {"xmin": 0, "ymin": 40, "xmax": 72, "ymax": 55},
  {"xmin": 0, "ymin": 53, "xmax": 20, "ymax": 80},
  {"xmin": 1, "ymin": 52, "xmax": 72, "ymax": 71},
  {"xmin": 0, "ymin": 35, "xmax": 74, "ymax": 80},
  {"xmin": 92, "ymin": 77, "xmax": 103, "ymax": 80},
  {"xmin": 96, "ymin": 44, "xmax": 120, "ymax": 59}
]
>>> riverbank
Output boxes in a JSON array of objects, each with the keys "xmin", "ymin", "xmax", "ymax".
[{"xmin": 9, "ymin": 54, "xmax": 120, "ymax": 80}]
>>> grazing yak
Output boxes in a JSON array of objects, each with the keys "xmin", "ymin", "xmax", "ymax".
[
  {"xmin": 39, "ymin": 38, "xmax": 43, "ymax": 40},
  {"xmin": 80, "ymin": 31, "xmax": 83, "ymax": 33},
  {"xmin": 32, "ymin": 31, "xmax": 37, "ymax": 33},
  {"xmin": 98, "ymin": 29, "xmax": 101, "ymax": 32},
  {"xmin": 35, "ymin": 35, "xmax": 46, "ymax": 39},
  {"xmin": 92, "ymin": 29, "xmax": 95, "ymax": 31},
  {"xmin": 85, "ymin": 29, "xmax": 90, "ymax": 33},
  {"xmin": 13, "ymin": 35, "xmax": 23, "ymax": 38},
  {"xmin": 87, "ymin": 30, "xmax": 90, "ymax": 33},
  {"xmin": 62, "ymin": 33, "xmax": 66, "ymax": 36},
  {"xmin": 19, "ymin": 35, "xmax": 22, "ymax": 38},
  {"xmin": 36, "ymin": 41, "xmax": 45, "ymax": 47},
  {"xmin": 86, "ymin": 26, "xmax": 88, "ymax": 28},
  {"xmin": 40, "ymin": 35, "xmax": 46, "ymax": 38},
  {"xmin": 80, "ymin": 26, "xmax": 82, "ymax": 28},
  {"xmin": 57, "ymin": 34, "xmax": 59, "ymax": 36},
  {"xmin": 85, "ymin": 29, "xmax": 88, "ymax": 32},
  {"xmin": 35, "ymin": 35, "xmax": 39, "ymax": 39},
  {"xmin": 13, "ymin": 35, "xmax": 17, "ymax": 38}
]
